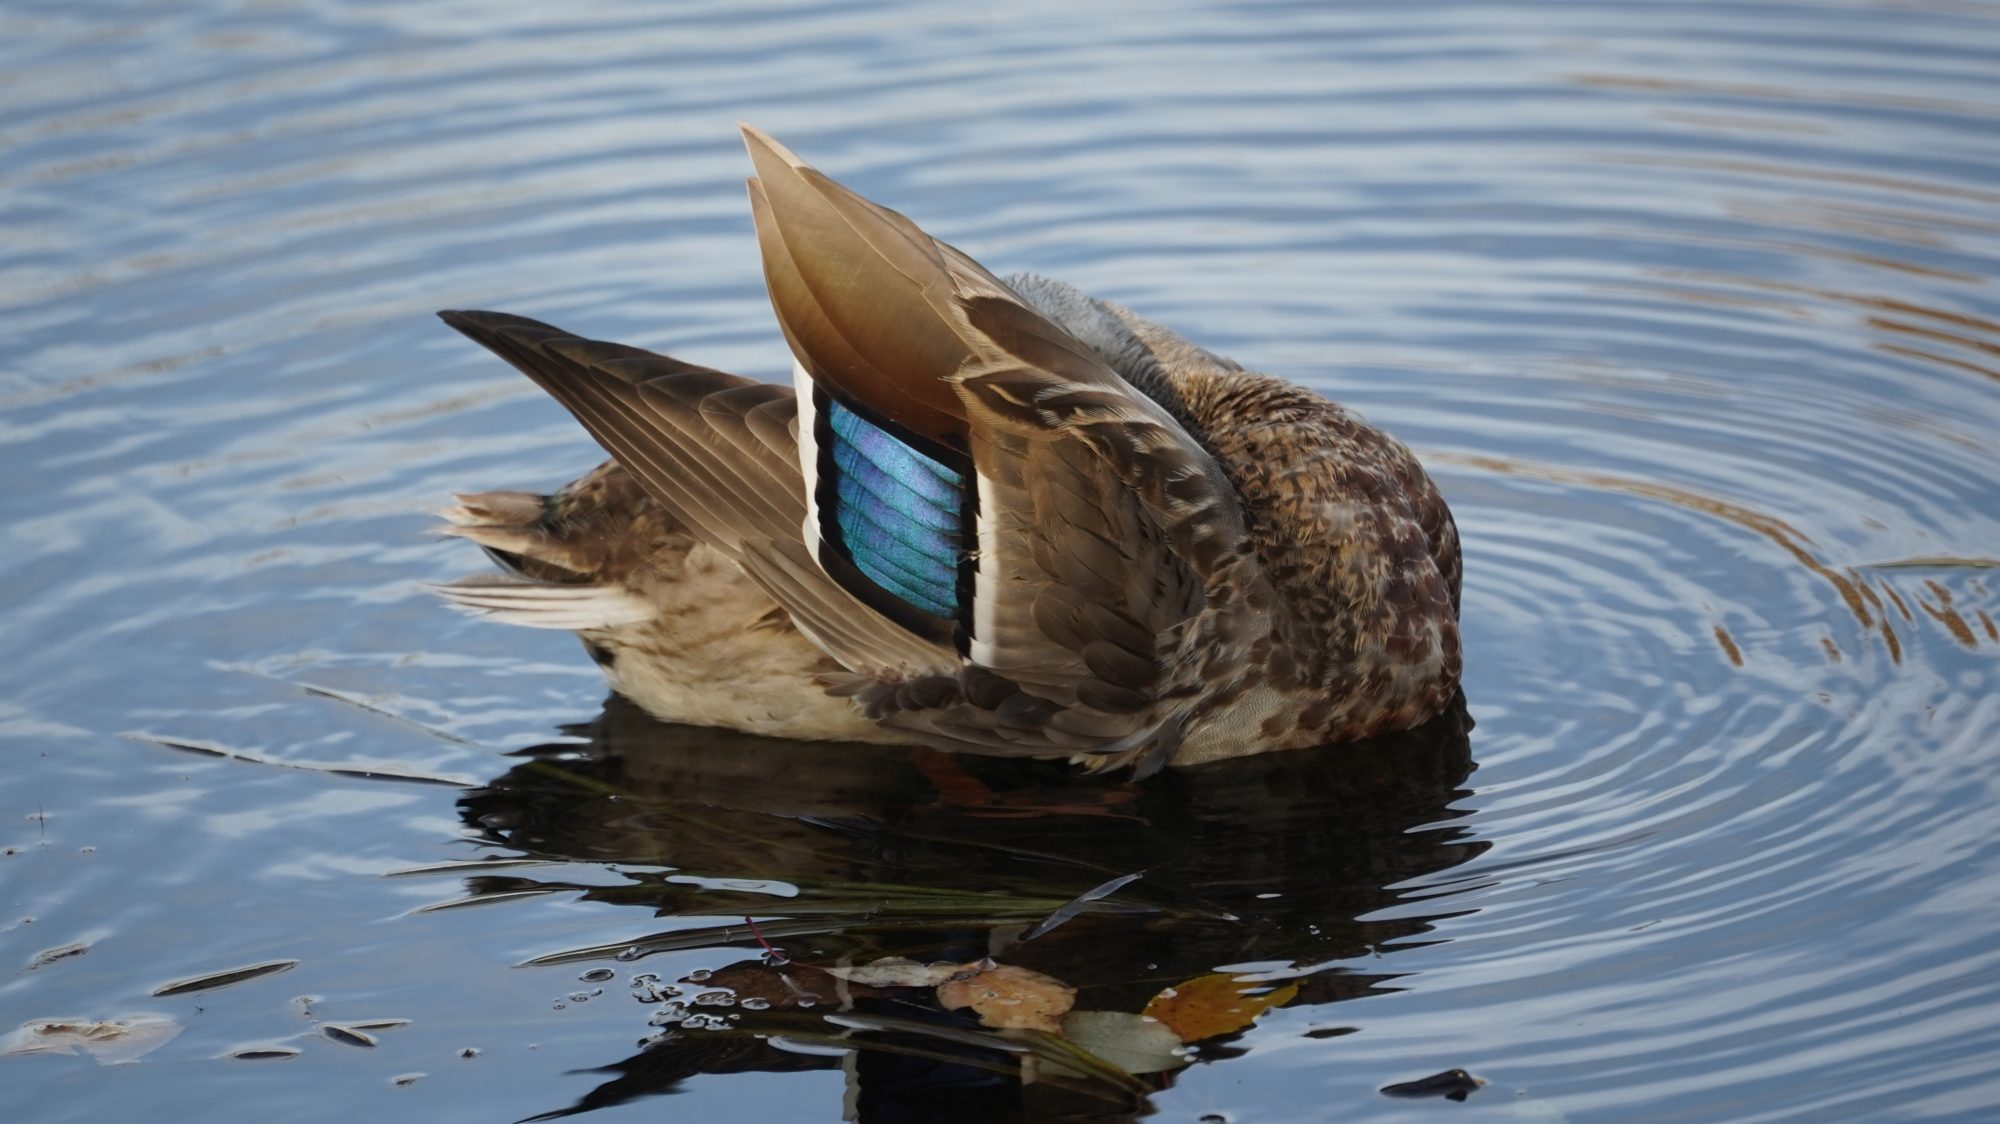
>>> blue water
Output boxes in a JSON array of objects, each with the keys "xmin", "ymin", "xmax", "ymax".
[{"xmin": 4, "ymin": 1, "xmax": 1998, "ymax": 1120}]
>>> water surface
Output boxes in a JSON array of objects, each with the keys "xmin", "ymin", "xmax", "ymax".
[{"xmin": 4, "ymin": 1, "xmax": 1999, "ymax": 1121}]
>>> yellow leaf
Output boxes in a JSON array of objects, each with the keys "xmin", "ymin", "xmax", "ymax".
[
  {"xmin": 1142, "ymin": 973, "xmax": 1299, "ymax": 1042},
  {"xmin": 936, "ymin": 963, "xmax": 1076, "ymax": 1033}
]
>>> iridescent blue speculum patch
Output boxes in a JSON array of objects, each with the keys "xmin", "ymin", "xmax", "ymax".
[{"xmin": 823, "ymin": 397, "xmax": 963, "ymax": 618}]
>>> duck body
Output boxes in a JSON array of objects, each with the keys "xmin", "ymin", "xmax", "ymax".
[{"xmin": 438, "ymin": 127, "xmax": 1461, "ymax": 775}]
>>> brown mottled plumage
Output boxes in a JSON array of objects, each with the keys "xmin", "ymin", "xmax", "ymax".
[{"xmin": 435, "ymin": 126, "xmax": 1461, "ymax": 775}]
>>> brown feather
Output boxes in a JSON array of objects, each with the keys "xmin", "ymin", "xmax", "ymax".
[{"xmin": 742, "ymin": 128, "xmax": 968, "ymax": 446}]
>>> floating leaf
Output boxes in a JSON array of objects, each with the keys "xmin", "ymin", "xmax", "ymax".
[
  {"xmin": 1141, "ymin": 973, "xmax": 1298, "ymax": 1042},
  {"xmin": 936, "ymin": 963, "xmax": 1075, "ymax": 1032},
  {"xmin": 823, "ymin": 956, "xmax": 983, "ymax": 988},
  {"xmin": 1059, "ymin": 1010, "xmax": 1186, "ymax": 1075},
  {"xmin": 1, "ymin": 1015, "xmax": 182, "ymax": 1065}
]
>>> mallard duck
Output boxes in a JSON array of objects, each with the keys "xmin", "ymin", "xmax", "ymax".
[{"xmin": 436, "ymin": 126, "xmax": 1462, "ymax": 776}]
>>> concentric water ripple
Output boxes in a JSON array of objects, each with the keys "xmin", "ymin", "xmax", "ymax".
[{"xmin": 2, "ymin": 1, "xmax": 1997, "ymax": 1121}]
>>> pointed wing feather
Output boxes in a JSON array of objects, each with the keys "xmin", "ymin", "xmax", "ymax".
[
  {"xmin": 436, "ymin": 310, "xmax": 951, "ymax": 680},
  {"xmin": 438, "ymin": 312, "xmax": 780, "ymax": 551}
]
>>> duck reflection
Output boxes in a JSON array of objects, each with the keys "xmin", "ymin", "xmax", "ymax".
[{"xmin": 457, "ymin": 694, "xmax": 1482, "ymax": 1122}]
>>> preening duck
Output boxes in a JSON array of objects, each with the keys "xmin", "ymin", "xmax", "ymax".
[{"xmin": 437, "ymin": 126, "xmax": 1462, "ymax": 776}]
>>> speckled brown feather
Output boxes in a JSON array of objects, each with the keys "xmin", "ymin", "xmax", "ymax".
[{"xmin": 446, "ymin": 459, "xmax": 682, "ymax": 588}]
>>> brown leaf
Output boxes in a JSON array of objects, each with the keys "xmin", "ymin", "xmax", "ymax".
[
  {"xmin": 936, "ymin": 963, "xmax": 1076, "ymax": 1032},
  {"xmin": 1141, "ymin": 973, "xmax": 1298, "ymax": 1043}
]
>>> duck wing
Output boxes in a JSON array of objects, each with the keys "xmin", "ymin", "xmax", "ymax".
[{"xmin": 741, "ymin": 126, "xmax": 1264, "ymax": 774}]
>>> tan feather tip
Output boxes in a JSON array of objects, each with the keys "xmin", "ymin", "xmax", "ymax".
[
  {"xmin": 740, "ymin": 125, "xmax": 825, "ymax": 201},
  {"xmin": 738, "ymin": 123, "xmax": 809, "ymax": 171}
]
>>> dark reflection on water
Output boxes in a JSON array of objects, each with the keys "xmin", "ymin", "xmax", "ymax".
[{"xmin": 455, "ymin": 697, "xmax": 1478, "ymax": 1121}]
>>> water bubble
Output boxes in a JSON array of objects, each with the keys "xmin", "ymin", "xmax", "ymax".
[
  {"xmin": 630, "ymin": 973, "xmax": 660, "ymax": 987},
  {"xmin": 579, "ymin": 968, "xmax": 615, "ymax": 983},
  {"xmin": 614, "ymin": 947, "xmax": 643, "ymax": 962},
  {"xmin": 649, "ymin": 1003, "xmax": 690, "ymax": 1026},
  {"xmin": 796, "ymin": 996, "xmax": 818, "ymax": 1009},
  {"xmin": 567, "ymin": 992, "xmax": 590, "ymax": 1003},
  {"xmin": 551, "ymin": 1002, "xmax": 566, "ymax": 1011},
  {"xmin": 739, "ymin": 997, "xmax": 771, "ymax": 1011},
  {"xmin": 459, "ymin": 1048, "xmax": 480, "ymax": 1059},
  {"xmin": 687, "ymin": 968, "xmax": 712, "ymax": 982},
  {"xmin": 761, "ymin": 949, "xmax": 792, "ymax": 966},
  {"xmin": 589, "ymin": 988, "xmax": 603, "ymax": 997},
  {"xmin": 694, "ymin": 991, "xmax": 734, "ymax": 1007}
]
